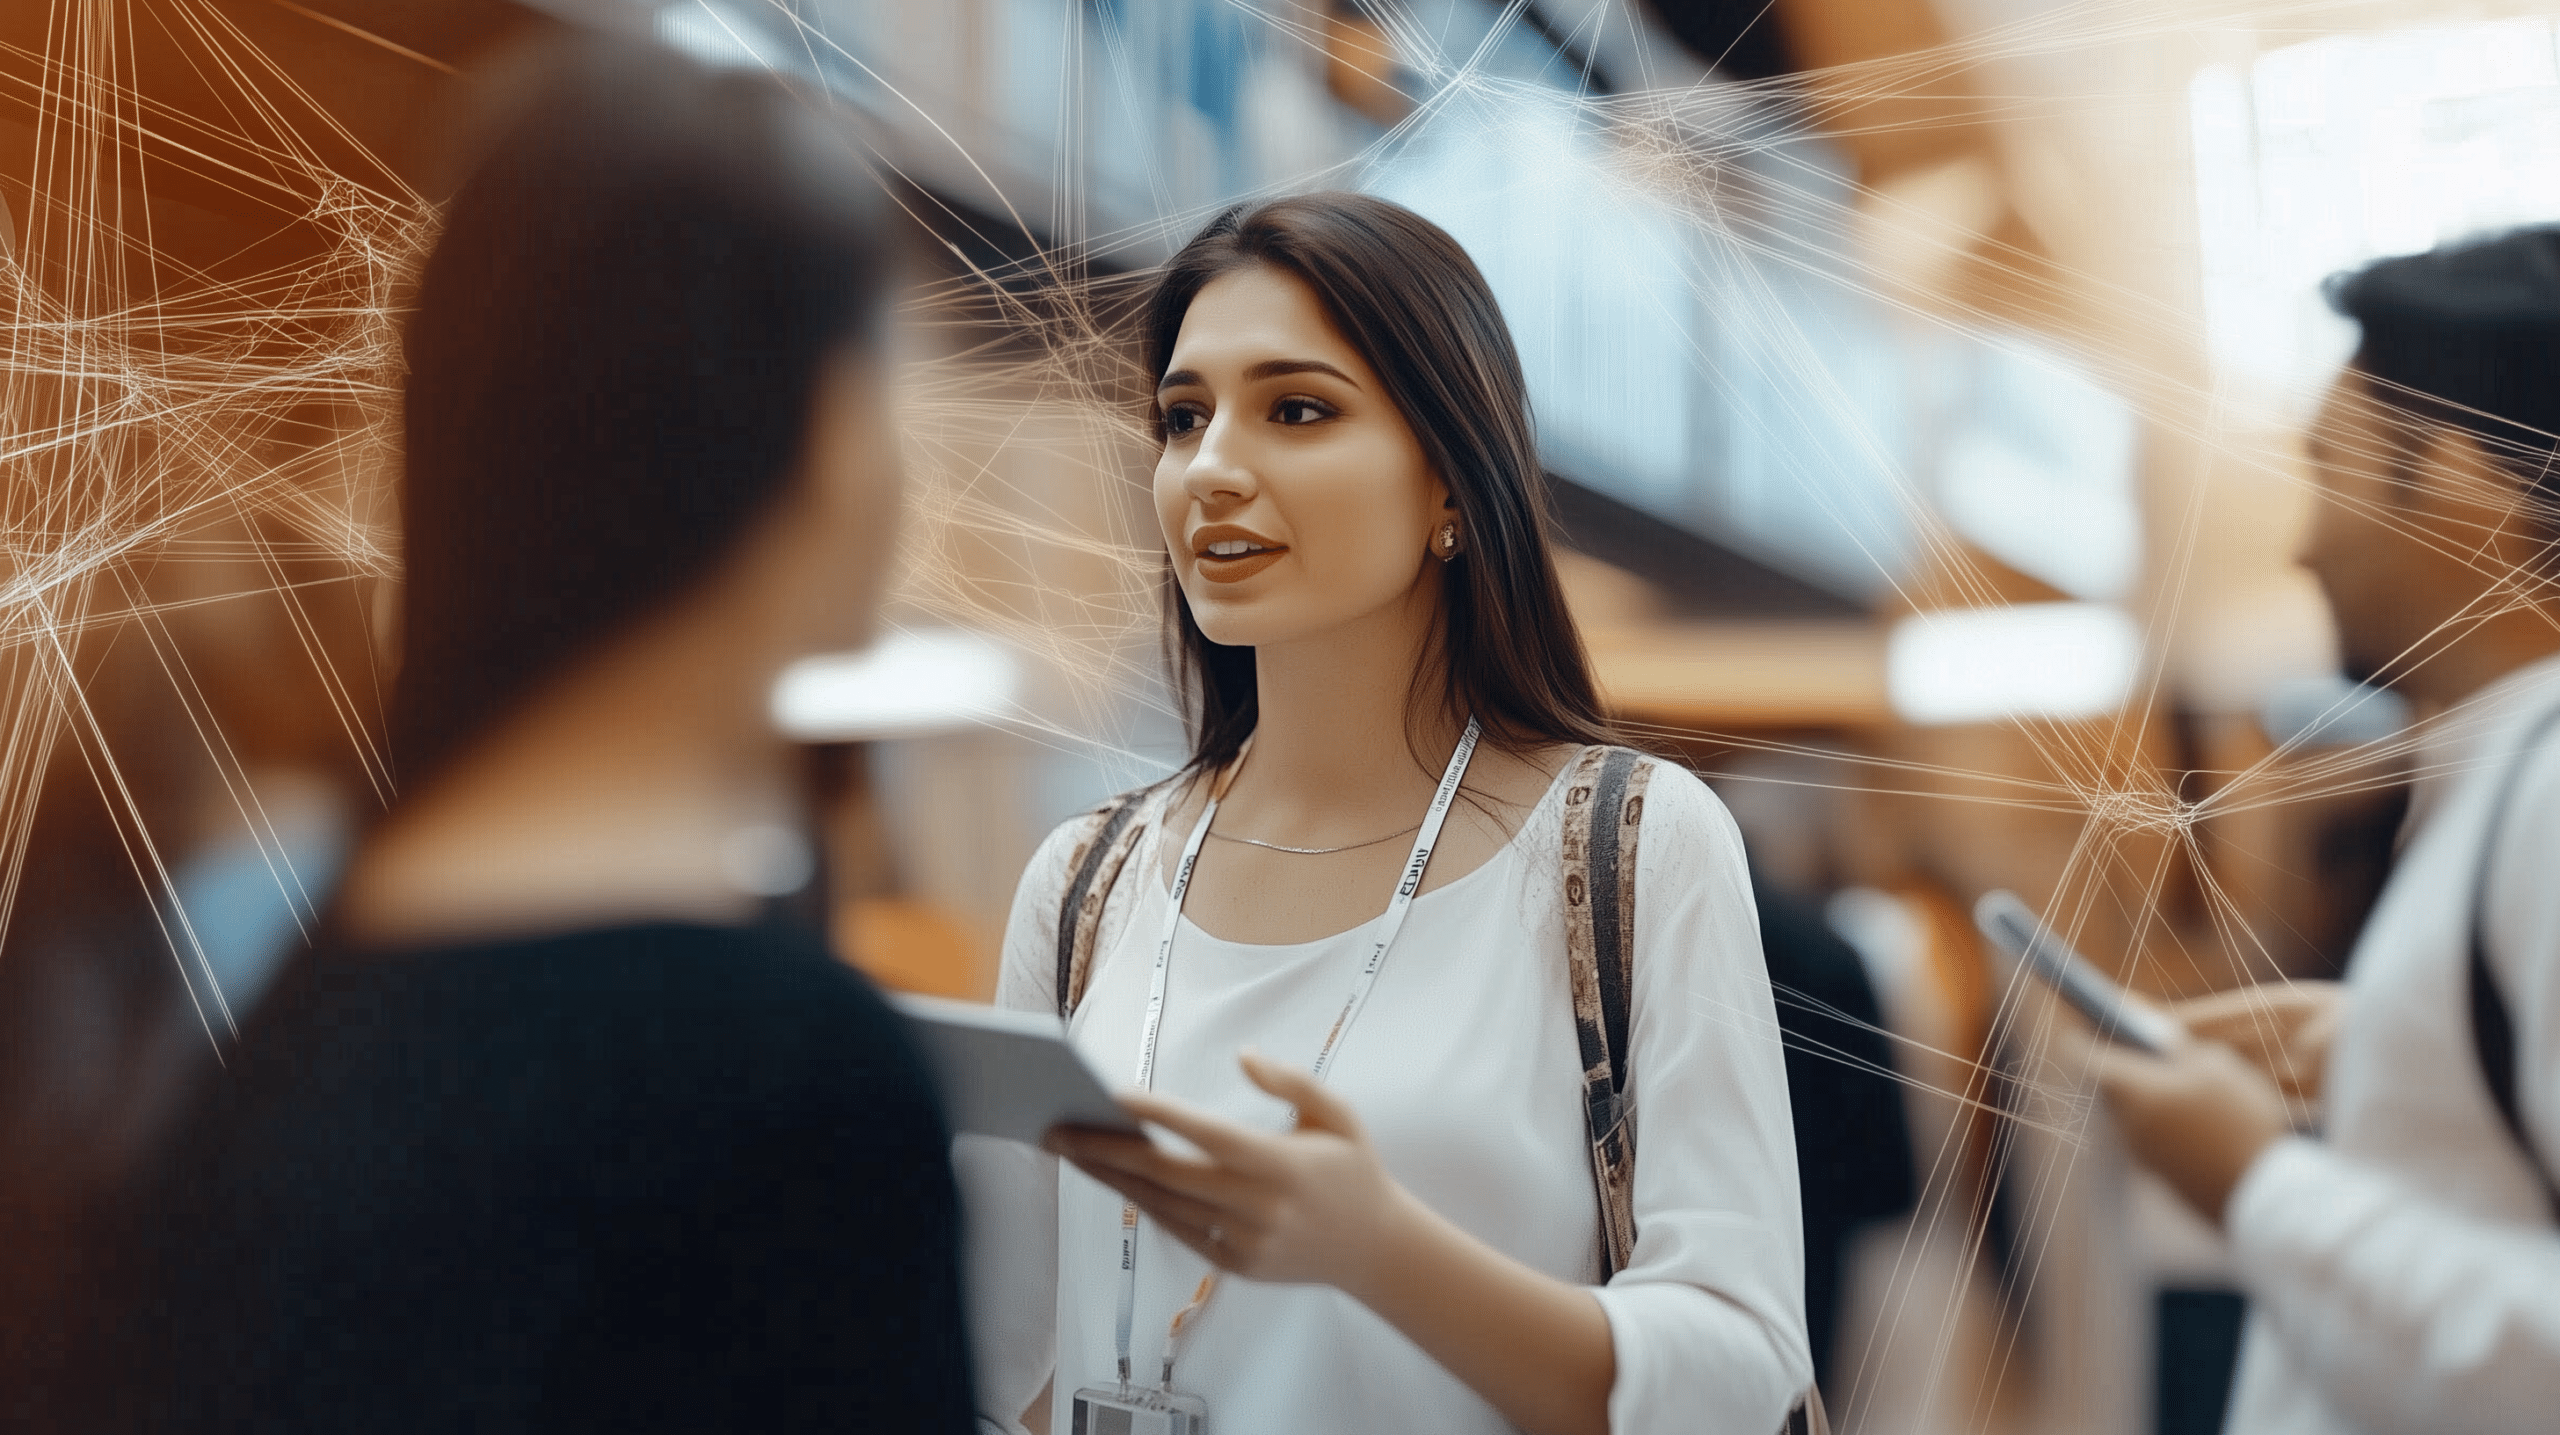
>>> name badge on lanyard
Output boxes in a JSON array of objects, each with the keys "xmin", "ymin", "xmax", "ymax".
[{"xmin": 1071, "ymin": 718, "xmax": 1483, "ymax": 1430}]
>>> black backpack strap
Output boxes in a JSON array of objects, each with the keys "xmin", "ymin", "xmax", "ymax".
[
  {"xmin": 1053, "ymin": 785, "xmax": 1159, "ymax": 1020},
  {"xmin": 1563, "ymin": 744, "xmax": 1652, "ymax": 1279},
  {"xmin": 2467, "ymin": 702, "xmax": 2560, "ymax": 1218}
]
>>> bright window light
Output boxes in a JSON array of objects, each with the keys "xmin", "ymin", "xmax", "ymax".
[
  {"xmin": 771, "ymin": 629, "xmax": 1023, "ymax": 742},
  {"xmin": 1887, "ymin": 603, "xmax": 2141, "ymax": 726},
  {"xmin": 1934, "ymin": 335, "xmax": 2141, "ymax": 603},
  {"xmin": 2192, "ymin": 18, "xmax": 2560, "ymax": 399},
  {"xmin": 657, "ymin": 2, "xmax": 785, "ymax": 73}
]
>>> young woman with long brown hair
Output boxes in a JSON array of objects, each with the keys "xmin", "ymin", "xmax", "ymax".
[{"xmin": 964, "ymin": 193, "xmax": 1810, "ymax": 1435}]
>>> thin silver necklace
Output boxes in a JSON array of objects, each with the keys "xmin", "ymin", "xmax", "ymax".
[{"xmin": 1206, "ymin": 820, "xmax": 1422, "ymax": 856}]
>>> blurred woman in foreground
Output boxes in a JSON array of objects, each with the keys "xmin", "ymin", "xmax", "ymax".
[{"xmin": 62, "ymin": 37, "xmax": 972, "ymax": 1432}]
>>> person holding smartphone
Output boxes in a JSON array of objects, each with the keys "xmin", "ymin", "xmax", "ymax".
[{"xmin": 2088, "ymin": 228, "xmax": 2560, "ymax": 1434}]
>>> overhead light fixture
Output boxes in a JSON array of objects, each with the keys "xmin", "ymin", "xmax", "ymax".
[
  {"xmin": 1887, "ymin": 603, "xmax": 2141, "ymax": 726},
  {"xmin": 771, "ymin": 629, "xmax": 1023, "ymax": 742}
]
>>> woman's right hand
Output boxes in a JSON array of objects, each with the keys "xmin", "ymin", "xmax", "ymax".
[
  {"xmin": 1046, "ymin": 1049, "xmax": 1408, "ymax": 1292},
  {"xmin": 2167, "ymin": 979, "xmax": 2344, "ymax": 1102}
]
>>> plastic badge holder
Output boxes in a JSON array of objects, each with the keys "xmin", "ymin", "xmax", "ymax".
[
  {"xmin": 1070, "ymin": 1384, "xmax": 1209, "ymax": 1435},
  {"xmin": 1972, "ymin": 889, "xmax": 2185, "ymax": 1056}
]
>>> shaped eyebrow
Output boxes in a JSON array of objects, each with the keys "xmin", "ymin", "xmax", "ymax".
[
  {"xmin": 1243, "ymin": 358, "xmax": 1358, "ymax": 386},
  {"xmin": 1155, "ymin": 357, "xmax": 1361, "ymax": 397}
]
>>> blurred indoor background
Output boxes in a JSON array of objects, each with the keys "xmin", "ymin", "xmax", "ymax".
[{"xmin": 4, "ymin": 1, "xmax": 2554, "ymax": 1431}]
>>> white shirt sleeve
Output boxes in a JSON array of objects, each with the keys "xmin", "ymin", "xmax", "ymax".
[
  {"xmin": 2223, "ymin": 730, "xmax": 2560, "ymax": 1435},
  {"xmin": 2227, "ymin": 1138, "xmax": 2560, "ymax": 1434},
  {"xmin": 957, "ymin": 818, "xmax": 1081, "ymax": 1431},
  {"xmin": 1591, "ymin": 767, "xmax": 1814, "ymax": 1435}
]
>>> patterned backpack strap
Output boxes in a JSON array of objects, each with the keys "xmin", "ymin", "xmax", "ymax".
[
  {"xmin": 1561, "ymin": 744, "xmax": 1652, "ymax": 1279},
  {"xmin": 1053, "ymin": 783, "xmax": 1161, "ymax": 1019},
  {"xmin": 1563, "ymin": 747, "xmax": 1832, "ymax": 1435}
]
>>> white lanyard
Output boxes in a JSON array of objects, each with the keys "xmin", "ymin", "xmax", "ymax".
[{"xmin": 1110, "ymin": 717, "xmax": 1484, "ymax": 1391}]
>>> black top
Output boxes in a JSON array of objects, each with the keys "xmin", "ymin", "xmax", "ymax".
[
  {"xmin": 75, "ymin": 922, "xmax": 973, "ymax": 1434},
  {"xmin": 1755, "ymin": 879, "xmax": 1917, "ymax": 1389}
]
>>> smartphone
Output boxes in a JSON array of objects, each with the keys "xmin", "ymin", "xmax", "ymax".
[{"xmin": 1972, "ymin": 889, "xmax": 2185, "ymax": 1056}]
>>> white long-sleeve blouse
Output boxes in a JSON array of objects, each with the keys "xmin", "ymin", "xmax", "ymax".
[
  {"xmin": 956, "ymin": 753, "xmax": 1811, "ymax": 1435},
  {"xmin": 2222, "ymin": 656, "xmax": 2560, "ymax": 1435}
]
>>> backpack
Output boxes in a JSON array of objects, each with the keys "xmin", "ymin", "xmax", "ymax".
[{"xmin": 1049, "ymin": 744, "xmax": 1828, "ymax": 1434}]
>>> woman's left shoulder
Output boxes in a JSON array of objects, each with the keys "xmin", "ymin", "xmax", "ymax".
[
  {"xmin": 1581, "ymin": 750, "xmax": 1754, "ymax": 916},
  {"xmin": 1524, "ymin": 745, "xmax": 1748, "ymax": 887},
  {"xmin": 1601, "ymin": 756, "xmax": 1765, "ymax": 977},
  {"xmin": 1595, "ymin": 747, "xmax": 1746, "ymax": 853}
]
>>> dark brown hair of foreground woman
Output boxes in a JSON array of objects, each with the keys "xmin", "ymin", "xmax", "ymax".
[
  {"xmin": 32, "ymin": 35, "xmax": 975, "ymax": 1435},
  {"xmin": 396, "ymin": 34, "xmax": 886, "ymax": 787},
  {"xmin": 1141, "ymin": 193, "xmax": 1615, "ymax": 773}
]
